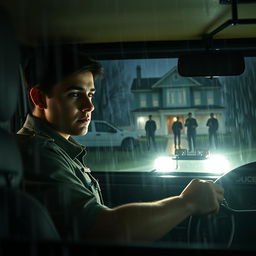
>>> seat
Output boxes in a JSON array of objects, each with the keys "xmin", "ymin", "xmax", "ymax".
[{"xmin": 0, "ymin": 9, "xmax": 60, "ymax": 241}]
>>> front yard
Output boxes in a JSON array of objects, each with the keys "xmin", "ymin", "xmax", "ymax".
[{"xmin": 84, "ymin": 135, "xmax": 256, "ymax": 173}]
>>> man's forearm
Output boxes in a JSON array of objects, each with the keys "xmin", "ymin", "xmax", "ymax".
[
  {"xmin": 88, "ymin": 195, "xmax": 192, "ymax": 242},
  {"xmin": 87, "ymin": 179, "xmax": 224, "ymax": 243}
]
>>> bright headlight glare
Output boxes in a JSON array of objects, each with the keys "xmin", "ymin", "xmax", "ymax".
[
  {"xmin": 154, "ymin": 156, "xmax": 176, "ymax": 172},
  {"xmin": 204, "ymin": 154, "xmax": 230, "ymax": 174}
]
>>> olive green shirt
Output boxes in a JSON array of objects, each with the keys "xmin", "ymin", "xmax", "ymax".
[{"xmin": 17, "ymin": 114, "xmax": 107, "ymax": 240}]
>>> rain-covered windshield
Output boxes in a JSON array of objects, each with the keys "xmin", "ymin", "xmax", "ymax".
[{"xmin": 73, "ymin": 57, "xmax": 256, "ymax": 176}]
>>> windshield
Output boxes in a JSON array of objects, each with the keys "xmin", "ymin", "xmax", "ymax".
[{"xmin": 73, "ymin": 57, "xmax": 256, "ymax": 176}]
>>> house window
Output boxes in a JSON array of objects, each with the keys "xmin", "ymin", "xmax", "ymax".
[
  {"xmin": 167, "ymin": 88, "xmax": 186, "ymax": 106},
  {"xmin": 194, "ymin": 91, "xmax": 201, "ymax": 105},
  {"xmin": 139, "ymin": 94, "xmax": 147, "ymax": 107},
  {"xmin": 207, "ymin": 91, "xmax": 214, "ymax": 105},
  {"xmin": 152, "ymin": 93, "xmax": 159, "ymax": 107}
]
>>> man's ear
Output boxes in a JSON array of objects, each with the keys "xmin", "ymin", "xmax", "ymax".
[{"xmin": 30, "ymin": 87, "xmax": 47, "ymax": 110}]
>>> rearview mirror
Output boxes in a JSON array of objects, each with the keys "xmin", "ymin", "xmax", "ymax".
[{"xmin": 178, "ymin": 52, "xmax": 245, "ymax": 77}]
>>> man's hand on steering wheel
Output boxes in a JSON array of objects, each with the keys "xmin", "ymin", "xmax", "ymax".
[{"xmin": 180, "ymin": 179, "xmax": 225, "ymax": 216}]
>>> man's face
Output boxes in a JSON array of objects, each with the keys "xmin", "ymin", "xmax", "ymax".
[{"xmin": 43, "ymin": 71, "xmax": 95, "ymax": 139}]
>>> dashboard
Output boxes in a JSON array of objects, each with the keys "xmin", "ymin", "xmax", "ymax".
[
  {"xmin": 188, "ymin": 161, "xmax": 256, "ymax": 250},
  {"xmin": 216, "ymin": 161, "xmax": 256, "ymax": 210}
]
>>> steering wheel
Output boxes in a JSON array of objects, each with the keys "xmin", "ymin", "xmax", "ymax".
[
  {"xmin": 187, "ymin": 178, "xmax": 256, "ymax": 249},
  {"xmin": 187, "ymin": 202, "xmax": 235, "ymax": 248}
]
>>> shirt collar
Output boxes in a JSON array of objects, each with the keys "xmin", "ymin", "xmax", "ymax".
[{"xmin": 23, "ymin": 114, "xmax": 86, "ymax": 160}]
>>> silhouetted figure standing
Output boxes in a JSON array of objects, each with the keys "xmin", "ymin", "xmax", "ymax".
[
  {"xmin": 172, "ymin": 116, "xmax": 183, "ymax": 149},
  {"xmin": 185, "ymin": 113, "xmax": 198, "ymax": 152},
  {"xmin": 206, "ymin": 113, "xmax": 219, "ymax": 149},
  {"xmin": 145, "ymin": 115, "xmax": 157, "ymax": 150}
]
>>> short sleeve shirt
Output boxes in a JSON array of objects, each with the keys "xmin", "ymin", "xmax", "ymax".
[{"xmin": 16, "ymin": 114, "xmax": 107, "ymax": 240}]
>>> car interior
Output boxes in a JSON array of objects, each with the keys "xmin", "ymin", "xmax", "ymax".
[{"xmin": 1, "ymin": 0, "xmax": 256, "ymax": 255}]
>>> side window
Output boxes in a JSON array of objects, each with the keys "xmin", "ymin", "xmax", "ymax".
[
  {"xmin": 95, "ymin": 123, "xmax": 116, "ymax": 133},
  {"xmin": 87, "ymin": 123, "xmax": 92, "ymax": 132}
]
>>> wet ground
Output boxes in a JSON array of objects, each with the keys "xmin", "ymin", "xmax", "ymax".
[{"xmin": 86, "ymin": 135, "xmax": 256, "ymax": 175}]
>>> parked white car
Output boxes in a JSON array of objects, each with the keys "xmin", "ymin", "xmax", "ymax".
[{"xmin": 73, "ymin": 120, "xmax": 140, "ymax": 151}]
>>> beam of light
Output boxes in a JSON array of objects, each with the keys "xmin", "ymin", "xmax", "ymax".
[
  {"xmin": 204, "ymin": 154, "xmax": 231, "ymax": 174},
  {"xmin": 138, "ymin": 116, "xmax": 146, "ymax": 124},
  {"xmin": 154, "ymin": 156, "xmax": 176, "ymax": 172}
]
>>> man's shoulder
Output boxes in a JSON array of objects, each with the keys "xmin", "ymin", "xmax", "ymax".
[
  {"xmin": 16, "ymin": 129, "xmax": 74, "ymax": 180},
  {"xmin": 16, "ymin": 128, "xmax": 56, "ymax": 153}
]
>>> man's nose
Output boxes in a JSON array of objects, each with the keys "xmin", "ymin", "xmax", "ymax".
[{"xmin": 81, "ymin": 96, "xmax": 94, "ymax": 112}]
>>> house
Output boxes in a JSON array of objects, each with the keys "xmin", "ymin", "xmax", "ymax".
[{"xmin": 131, "ymin": 65, "xmax": 225, "ymax": 136}]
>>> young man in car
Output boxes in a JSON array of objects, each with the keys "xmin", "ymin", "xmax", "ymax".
[{"xmin": 17, "ymin": 46, "xmax": 224, "ymax": 243}]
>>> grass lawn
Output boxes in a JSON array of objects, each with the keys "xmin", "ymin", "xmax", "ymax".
[{"xmin": 85, "ymin": 136, "xmax": 168, "ymax": 172}]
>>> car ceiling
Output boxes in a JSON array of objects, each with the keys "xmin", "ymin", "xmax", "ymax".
[
  {"xmin": 1, "ymin": 0, "xmax": 256, "ymax": 43},
  {"xmin": 1, "ymin": 0, "xmax": 256, "ymax": 57}
]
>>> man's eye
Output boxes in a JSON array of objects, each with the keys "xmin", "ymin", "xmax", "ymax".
[{"xmin": 68, "ymin": 92, "xmax": 79, "ymax": 98}]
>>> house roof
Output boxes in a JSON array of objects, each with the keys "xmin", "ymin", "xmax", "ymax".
[
  {"xmin": 152, "ymin": 66, "xmax": 200, "ymax": 88},
  {"xmin": 192, "ymin": 77, "xmax": 222, "ymax": 88},
  {"xmin": 131, "ymin": 66, "xmax": 222, "ymax": 92},
  {"xmin": 131, "ymin": 77, "xmax": 159, "ymax": 91}
]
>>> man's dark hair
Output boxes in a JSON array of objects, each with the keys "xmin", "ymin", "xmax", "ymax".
[{"xmin": 22, "ymin": 45, "xmax": 104, "ymax": 111}]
